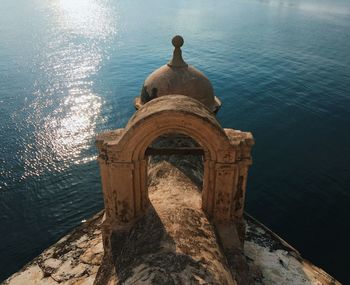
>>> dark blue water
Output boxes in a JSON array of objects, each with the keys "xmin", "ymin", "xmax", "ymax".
[{"xmin": 1, "ymin": 0, "xmax": 349, "ymax": 282}]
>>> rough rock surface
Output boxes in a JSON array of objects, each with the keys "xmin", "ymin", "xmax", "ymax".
[
  {"xmin": 2, "ymin": 212, "xmax": 103, "ymax": 285},
  {"xmin": 2, "ymin": 211, "xmax": 340, "ymax": 285},
  {"xmin": 244, "ymin": 214, "xmax": 340, "ymax": 285},
  {"xmin": 2, "ymin": 147, "xmax": 341, "ymax": 285}
]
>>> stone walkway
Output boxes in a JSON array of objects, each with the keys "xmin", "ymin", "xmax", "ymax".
[{"xmin": 2, "ymin": 210, "xmax": 340, "ymax": 285}]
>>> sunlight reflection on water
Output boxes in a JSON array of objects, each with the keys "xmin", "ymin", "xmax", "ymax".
[
  {"xmin": 56, "ymin": 0, "xmax": 117, "ymax": 39},
  {"xmin": 20, "ymin": 0, "xmax": 117, "ymax": 178}
]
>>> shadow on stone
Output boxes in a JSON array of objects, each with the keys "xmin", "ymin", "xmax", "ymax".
[{"xmin": 95, "ymin": 203, "xmax": 235, "ymax": 284}]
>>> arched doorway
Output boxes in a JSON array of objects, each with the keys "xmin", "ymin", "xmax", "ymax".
[
  {"xmin": 96, "ymin": 95, "xmax": 254, "ymax": 247},
  {"xmin": 147, "ymin": 133, "xmax": 204, "ymax": 190}
]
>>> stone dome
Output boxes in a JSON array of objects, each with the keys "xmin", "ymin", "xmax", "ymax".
[{"xmin": 134, "ymin": 35, "xmax": 221, "ymax": 113}]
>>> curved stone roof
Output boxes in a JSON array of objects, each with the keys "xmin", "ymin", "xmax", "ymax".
[{"xmin": 134, "ymin": 36, "xmax": 222, "ymax": 113}]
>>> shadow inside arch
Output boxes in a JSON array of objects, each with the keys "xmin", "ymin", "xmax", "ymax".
[{"xmin": 147, "ymin": 133, "xmax": 204, "ymax": 190}]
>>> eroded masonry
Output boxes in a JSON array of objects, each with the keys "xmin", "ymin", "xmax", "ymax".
[{"xmin": 95, "ymin": 36, "xmax": 254, "ymax": 284}]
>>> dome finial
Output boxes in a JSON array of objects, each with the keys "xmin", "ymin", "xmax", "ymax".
[{"xmin": 168, "ymin": 35, "xmax": 188, "ymax": 68}]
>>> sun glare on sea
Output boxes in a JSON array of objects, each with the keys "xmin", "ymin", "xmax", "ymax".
[
  {"xmin": 56, "ymin": 0, "xmax": 116, "ymax": 39},
  {"xmin": 22, "ymin": 0, "xmax": 118, "ymax": 178}
]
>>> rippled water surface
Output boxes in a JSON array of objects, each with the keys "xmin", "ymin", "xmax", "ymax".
[{"xmin": 1, "ymin": 0, "xmax": 350, "ymax": 282}]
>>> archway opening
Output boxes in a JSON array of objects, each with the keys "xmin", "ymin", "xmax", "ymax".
[{"xmin": 145, "ymin": 132, "xmax": 205, "ymax": 212}]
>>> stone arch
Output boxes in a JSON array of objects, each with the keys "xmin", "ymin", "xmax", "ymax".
[
  {"xmin": 96, "ymin": 95, "xmax": 253, "ymax": 239},
  {"xmin": 112, "ymin": 95, "xmax": 234, "ymax": 163}
]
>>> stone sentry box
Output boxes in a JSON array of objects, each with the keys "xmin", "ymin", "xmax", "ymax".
[
  {"xmin": 96, "ymin": 35, "xmax": 254, "ymax": 255},
  {"xmin": 96, "ymin": 95, "xmax": 254, "ymax": 251}
]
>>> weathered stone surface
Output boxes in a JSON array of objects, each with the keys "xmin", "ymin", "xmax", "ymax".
[
  {"xmin": 2, "ymin": 212, "xmax": 103, "ymax": 285},
  {"xmin": 2, "ymin": 141, "xmax": 340, "ymax": 285},
  {"xmin": 94, "ymin": 156, "xmax": 241, "ymax": 284},
  {"xmin": 3, "ymin": 154, "xmax": 340, "ymax": 285},
  {"xmin": 244, "ymin": 214, "xmax": 340, "ymax": 285},
  {"xmin": 96, "ymin": 95, "xmax": 254, "ymax": 253}
]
